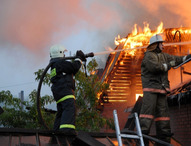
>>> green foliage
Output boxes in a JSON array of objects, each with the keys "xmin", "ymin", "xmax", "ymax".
[
  {"xmin": 76, "ymin": 109, "xmax": 107, "ymax": 131},
  {"xmin": 0, "ymin": 90, "xmax": 29, "ymax": 128},
  {"xmin": 28, "ymin": 89, "xmax": 55, "ymax": 129},
  {"xmin": 0, "ymin": 89, "xmax": 55, "ymax": 129},
  {"xmin": 75, "ymin": 58, "xmax": 114, "ymax": 131},
  {"xmin": 34, "ymin": 68, "xmax": 51, "ymax": 86}
]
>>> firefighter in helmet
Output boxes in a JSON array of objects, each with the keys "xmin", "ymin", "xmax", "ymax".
[
  {"xmin": 139, "ymin": 34, "xmax": 191, "ymax": 145},
  {"xmin": 49, "ymin": 45, "xmax": 86, "ymax": 135}
]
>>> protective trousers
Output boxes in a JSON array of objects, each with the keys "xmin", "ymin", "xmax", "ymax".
[
  {"xmin": 139, "ymin": 92, "xmax": 171, "ymax": 144},
  {"xmin": 53, "ymin": 98, "xmax": 76, "ymax": 133}
]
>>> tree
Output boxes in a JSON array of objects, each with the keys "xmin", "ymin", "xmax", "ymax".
[
  {"xmin": 75, "ymin": 58, "xmax": 114, "ymax": 131},
  {"xmin": 0, "ymin": 90, "xmax": 55, "ymax": 129},
  {"xmin": 0, "ymin": 90, "xmax": 29, "ymax": 128}
]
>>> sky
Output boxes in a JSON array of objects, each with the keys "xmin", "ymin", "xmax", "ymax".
[{"xmin": 1, "ymin": 0, "xmax": 191, "ymax": 99}]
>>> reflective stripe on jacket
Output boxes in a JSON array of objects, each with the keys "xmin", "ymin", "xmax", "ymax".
[
  {"xmin": 139, "ymin": 114, "xmax": 154, "ymax": 119},
  {"xmin": 60, "ymin": 124, "xmax": 75, "ymax": 129},
  {"xmin": 56, "ymin": 95, "xmax": 75, "ymax": 104},
  {"xmin": 140, "ymin": 114, "xmax": 170, "ymax": 121},
  {"xmin": 155, "ymin": 117, "xmax": 170, "ymax": 121},
  {"xmin": 50, "ymin": 58, "xmax": 81, "ymax": 101}
]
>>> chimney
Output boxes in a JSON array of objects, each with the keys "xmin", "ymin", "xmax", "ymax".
[{"xmin": 19, "ymin": 91, "xmax": 24, "ymax": 110}]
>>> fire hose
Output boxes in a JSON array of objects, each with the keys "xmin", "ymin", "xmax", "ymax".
[
  {"xmin": 173, "ymin": 57, "xmax": 191, "ymax": 69},
  {"xmin": 36, "ymin": 52, "xmax": 94, "ymax": 129}
]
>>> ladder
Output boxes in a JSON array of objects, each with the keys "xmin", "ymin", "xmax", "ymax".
[{"xmin": 113, "ymin": 110, "xmax": 144, "ymax": 146}]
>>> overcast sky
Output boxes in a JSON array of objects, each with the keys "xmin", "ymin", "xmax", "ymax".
[{"xmin": 0, "ymin": 0, "xmax": 191, "ymax": 99}]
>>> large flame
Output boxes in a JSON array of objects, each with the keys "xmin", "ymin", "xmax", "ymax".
[
  {"xmin": 115, "ymin": 22, "xmax": 164, "ymax": 55},
  {"xmin": 171, "ymin": 28, "xmax": 191, "ymax": 35}
]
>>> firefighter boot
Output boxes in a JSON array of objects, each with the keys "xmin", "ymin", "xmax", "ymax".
[{"xmin": 155, "ymin": 135, "xmax": 171, "ymax": 146}]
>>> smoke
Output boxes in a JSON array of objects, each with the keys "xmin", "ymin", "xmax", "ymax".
[
  {"xmin": 1, "ymin": 0, "xmax": 190, "ymax": 55},
  {"xmin": 137, "ymin": 0, "xmax": 191, "ymax": 28},
  {"xmin": 1, "ymin": 0, "xmax": 191, "ymax": 95},
  {"xmin": 0, "ymin": 1, "xmax": 81, "ymax": 52},
  {"xmin": 0, "ymin": 1, "xmax": 121, "ymax": 53}
]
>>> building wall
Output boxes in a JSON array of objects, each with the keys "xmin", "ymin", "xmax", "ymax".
[
  {"xmin": 169, "ymin": 103, "xmax": 191, "ymax": 146},
  {"xmin": 101, "ymin": 102, "xmax": 130, "ymax": 133}
]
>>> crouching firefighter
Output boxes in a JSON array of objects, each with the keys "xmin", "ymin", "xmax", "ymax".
[
  {"xmin": 49, "ymin": 45, "xmax": 86, "ymax": 135},
  {"xmin": 139, "ymin": 34, "xmax": 191, "ymax": 145}
]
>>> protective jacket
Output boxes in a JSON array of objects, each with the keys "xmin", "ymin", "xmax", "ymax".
[
  {"xmin": 50, "ymin": 58, "xmax": 82, "ymax": 102},
  {"xmin": 141, "ymin": 51, "xmax": 185, "ymax": 94}
]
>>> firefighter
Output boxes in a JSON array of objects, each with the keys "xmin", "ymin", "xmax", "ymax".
[
  {"xmin": 49, "ymin": 44, "xmax": 86, "ymax": 135},
  {"xmin": 139, "ymin": 34, "xmax": 191, "ymax": 145}
]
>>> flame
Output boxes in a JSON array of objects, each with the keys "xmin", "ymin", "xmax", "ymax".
[
  {"xmin": 132, "ymin": 24, "xmax": 138, "ymax": 36},
  {"xmin": 171, "ymin": 27, "xmax": 191, "ymax": 35},
  {"xmin": 157, "ymin": 22, "xmax": 163, "ymax": 33},
  {"xmin": 120, "ymin": 61, "xmax": 123, "ymax": 65},
  {"xmin": 136, "ymin": 94, "xmax": 143, "ymax": 101},
  {"xmin": 115, "ymin": 22, "xmax": 164, "ymax": 56},
  {"xmin": 97, "ymin": 92, "xmax": 101, "ymax": 99},
  {"xmin": 91, "ymin": 71, "xmax": 96, "ymax": 75}
]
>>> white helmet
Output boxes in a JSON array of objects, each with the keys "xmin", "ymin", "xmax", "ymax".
[
  {"xmin": 148, "ymin": 34, "xmax": 164, "ymax": 48},
  {"xmin": 50, "ymin": 45, "xmax": 67, "ymax": 58}
]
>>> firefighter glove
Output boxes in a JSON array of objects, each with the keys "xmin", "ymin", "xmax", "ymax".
[
  {"xmin": 76, "ymin": 50, "xmax": 86, "ymax": 61},
  {"xmin": 163, "ymin": 63, "xmax": 171, "ymax": 71},
  {"xmin": 167, "ymin": 63, "xmax": 172, "ymax": 70},
  {"xmin": 170, "ymin": 60, "xmax": 176, "ymax": 67},
  {"xmin": 186, "ymin": 54, "xmax": 191, "ymax": 60}
]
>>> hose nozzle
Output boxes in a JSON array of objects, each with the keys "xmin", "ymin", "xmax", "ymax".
[{"xmin": 85, "ymin": 52, "xmax": 94, "ymax": 58}]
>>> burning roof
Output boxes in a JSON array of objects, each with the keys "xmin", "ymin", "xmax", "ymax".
[
  {"xmin": 114, "ymin": 22, "xmax": 191, "ymax": 56},
  {"xmin": 100, "ymin": 22, "xmax": 191, "ymax": 103}
]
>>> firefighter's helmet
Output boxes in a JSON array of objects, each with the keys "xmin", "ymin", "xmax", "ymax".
[
  {"xmin": 147, "ymin": 34, "xmax": 164, "ymax": 48},
  {"xmin": 50, "ymin": 45, "xmax": 67, "ymax": 58}
]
